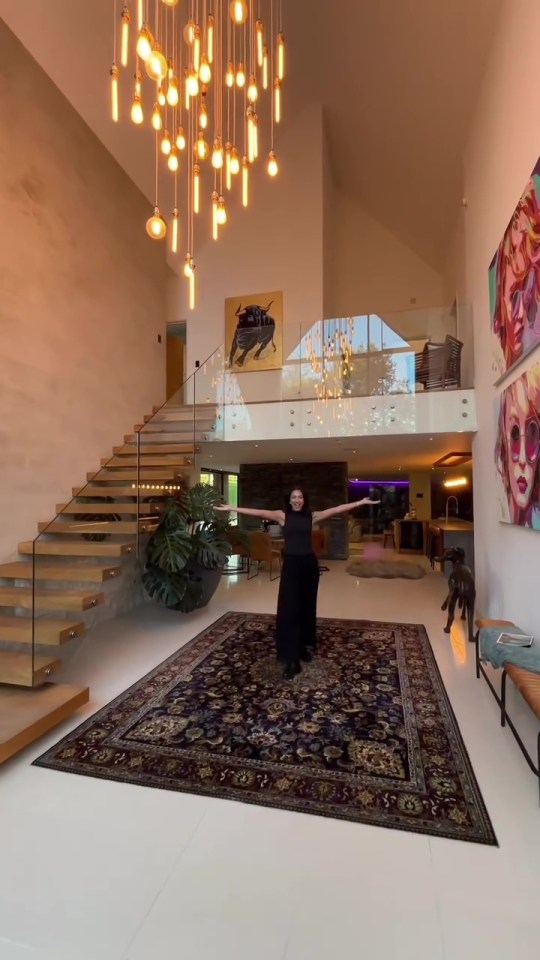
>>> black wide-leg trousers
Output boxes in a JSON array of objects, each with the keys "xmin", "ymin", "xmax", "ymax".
[{"xmin": 275, "ymin": 553, "xmax": 319, "ymax": 664}]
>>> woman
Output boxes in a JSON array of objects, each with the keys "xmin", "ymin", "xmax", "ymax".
[{"xmin": 215, "ymin": 488, "xmax": 380, "ymax": 680}]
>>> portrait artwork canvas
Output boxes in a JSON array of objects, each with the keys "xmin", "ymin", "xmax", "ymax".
[
  {"xmin": 489, "ymin": 158, "xmax": 540, "ymax": 383},
  {"xmin": 495, "ymin": 357, "xmax": 540, "ymax": 528},
  {"xmin": 225, "ymin": 290, "xmax": 283, "ymax": 372}
]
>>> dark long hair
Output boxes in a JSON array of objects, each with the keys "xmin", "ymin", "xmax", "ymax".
[{"xmin": 284, "ymin": 487, "xmax": 311, "ymax": 514}]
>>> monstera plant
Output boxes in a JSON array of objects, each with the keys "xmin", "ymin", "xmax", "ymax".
[{"xmin": 142, "ymin": 482, "xmax": 235, "ymax": 613}]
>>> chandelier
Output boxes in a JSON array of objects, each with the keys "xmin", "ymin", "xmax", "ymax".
[
  {"xmin": 110, "ymin": 0, "xmax": 286, "ymax": 308},
  {"xmin": 306, "ymin": 318, "xmax": 354, "ymax": 400}
]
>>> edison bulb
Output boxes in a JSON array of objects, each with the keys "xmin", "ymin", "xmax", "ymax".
[
  {"xmin": 230, "ymin": 147, "xmax": 240, "ymax": 175},
  {"xmin": 131, "ymin": 95, "xmax": 143, "ymax": 124},
  {"xmin": 230, "ymin": 1, "xmax": 248, "ymax": 24},
  {"xmin": 146, "ymin": 207, "xmax": 167, "ymax": 239},
  {"xmin": 167, "ymin": 76, "xmax": 179, "ymax": 106},
  {"xmin": 211, "ymin": 138, "xmax": 224, "ymax": 169},
  {"xmin": 217, "ymin": 197, "xmax": 227, "ymax": 225},
  {"xmin": 167, "ymin": 148, "xmax": 179, "ymax": 172},
  {"xmin": 267, "ymin": 150, "xmax": 278, "ymax": 177},
  {"xmin": 199, "ymin": 56, "xmax": 211, "ymax": 84},
  {"xmin": 247, "ymin": 75, "xmax": 258, "ymax": 102},
  {"xmin": 146, "ymin": 46, "xmax": 167, "ymax": 81},
  {"xmin": 161, "ymin": 130, "xmax": 172, "ymax": 155},
  {"xmin": 236, "ymin": 61, "xmax": 245, "ymax": 87},
  {"xmin": 136, "ymin": 25, "xmax": 153, "ymax": 61},
  {"xmin": 152, "ymin": 103, "xmax": 162, "ymax": 130},
  {"xmin": 161, "ymin": 0, "xmax": 180, "ymax": 6},
  {"xmin": 176, "ymin": 126, "xmax": 186, "ymax": 150},
  {"xmin": 187, "ymin": 70, "xmax": 199, "ymax": 97}
]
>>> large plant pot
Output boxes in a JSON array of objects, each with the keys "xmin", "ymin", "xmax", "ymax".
[{"xmin": 187, "ymin": 563, "xmax": 223, "ymax": 610}]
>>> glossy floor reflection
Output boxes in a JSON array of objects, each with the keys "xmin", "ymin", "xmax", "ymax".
[{"xmin": 0, "ymin": 561, "xmax": 538, "ymax": 960}]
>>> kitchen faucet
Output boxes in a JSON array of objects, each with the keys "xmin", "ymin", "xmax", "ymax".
[{"xmin": 445, "ymin": 496, "xmax": 459, "ymax": 524}]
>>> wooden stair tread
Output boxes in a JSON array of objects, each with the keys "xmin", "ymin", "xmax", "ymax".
[
  {"xmin": 151, "ymin": 403, "xmax": 217, "ymax": 413},
  {"xmin": 71, "ymin": 481, "xmax": 162, "ymax": 503},
  {"xmin": 0, "ymin": 614, "xmax": 85, "ymax": 645},
  {"xmin": 0, "ymin": 561, "xmax": 121, "ymax": 582},
  {"xmin": 143, "ymin": 412, "xmax": 216, "ymax": 423},
  {"xmin": 19, "ymin": 540, "xmax": 135, "ymax": 557},
  {"xmin": 38, "ymin": 520, "xmax": 157, "ymax": 535},
  {"xmin": 57, "ymin": 502, "xmax": 160, "ymax": 515},
  {"xmin": 0, "ymin": 586, "xmax": 104, "ymax": 611},
  {"xmin": 0, "ymin": 651, "xmax": 61, "ymax": 687},
  {"xmin": 87, "ymin": 469, "xmax": 186, "ymax": 481},
  {"xmin": 127, "ymin": 431, "xmax": 209, "ymax": 442},
  {"xmin": 100, "ymin": 456, "xmax": 191, "ymax": 468},
  {"xmin": 0, "ymin": 683, "xmax": 89, "ymax": 763},
  {"xmin": 113, "ymin": 444, "xmax": 194, "ymax": 455}
]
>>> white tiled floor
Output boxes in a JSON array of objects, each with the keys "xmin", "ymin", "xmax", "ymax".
[{"xmin": 1, "ymin": 561, "xmax": 539, "ymax": 960}]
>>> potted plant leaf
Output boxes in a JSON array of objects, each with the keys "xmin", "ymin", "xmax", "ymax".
[{"xmin": 142, "ymin": 481, "xmax": 237, "ymax": 613}]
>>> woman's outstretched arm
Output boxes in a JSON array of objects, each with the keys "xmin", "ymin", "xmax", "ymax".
[
  {"xmin": 312, "ymin": 498, "xmax": 380, "ymax": 524},
  {"xmin": 214, "ymin": 504, "xmax": 285, "ymax": 523}
]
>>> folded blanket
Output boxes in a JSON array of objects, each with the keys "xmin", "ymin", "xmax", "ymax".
[{"xmin": 479, "ymin": 626, "xmax": 540, "ymax": 673}]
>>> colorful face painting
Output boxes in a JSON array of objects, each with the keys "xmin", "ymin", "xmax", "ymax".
[
  {"xmin": 489, "ymin": 158, "xmax": 540, "ymax": 382},
  {"xmin": 495, "ymin": 359, "xmax": 540, "ymax": 528}
]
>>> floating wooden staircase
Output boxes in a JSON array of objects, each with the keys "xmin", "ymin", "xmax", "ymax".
[{"xmin": 0, "ymin": 401, "xmax": 218, "ymax": 763}]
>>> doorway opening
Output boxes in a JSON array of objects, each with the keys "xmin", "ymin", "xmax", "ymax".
[{"xmin": 166, "ymin": 321, "xmax": 186, "ymax": 402}]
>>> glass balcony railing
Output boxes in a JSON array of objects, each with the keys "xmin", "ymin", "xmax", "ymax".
[{"xmin": 188, "ymin": 304, "xmax": 472, "ymax": 409}]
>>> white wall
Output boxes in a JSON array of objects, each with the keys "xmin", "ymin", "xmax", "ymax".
[
  {"xmin": 324, "ymin": 189, "xmax": 445, "ymax": 318},
  {"xmin": 463, "ymin": 0, "xmax": 540, "ymax": 630},
  {"xmin": 169, "ymin": 103, "xmax": 324, "ymax": 405},
  {"xmin": 0, "ymin": 23, "xmax": 168, "ymax": 560}
]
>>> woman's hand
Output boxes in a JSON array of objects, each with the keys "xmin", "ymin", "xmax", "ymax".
[
  {"xmin": 214, "ymin": 504, "xmax": 230, "ymax": 511},
  {"xmin": 360, "ymin": 498, "xmax": 381, "ymax": 505}
]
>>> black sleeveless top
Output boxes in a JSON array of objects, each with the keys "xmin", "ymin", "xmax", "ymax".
[{"xmin": 282, "ymin": 511, "xmax": 313, "ymax": 556}]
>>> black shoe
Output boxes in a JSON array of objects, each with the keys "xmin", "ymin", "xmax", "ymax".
[
  {"xmin": 283, "ymin": 661, "xmax": 301, "ymax": 680},
  {"xmin": 300, "ymin": 647, "xmax": 314, "ymax": 663}
]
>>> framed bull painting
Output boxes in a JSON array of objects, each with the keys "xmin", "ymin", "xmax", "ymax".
[{"xmin": 225, "ymin": 290, "xmax": 283, "ymax": 372}]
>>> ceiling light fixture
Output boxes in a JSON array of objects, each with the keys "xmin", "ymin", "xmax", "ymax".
[
  {"xmin": 433, "ymin": 451, "xmax": 472, "ymax": 468},
  {"xmin": 110, "ymin": 0, "xmax": 287, "ymax": 309},
  {"xmin": 443, "ymin": 477, "xmax": 468, "ymax": 488}
]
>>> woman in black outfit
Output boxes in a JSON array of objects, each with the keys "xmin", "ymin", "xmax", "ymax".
[{"xmin": 215, "ymin": 488, "xmax": 379, "ymax": 680}]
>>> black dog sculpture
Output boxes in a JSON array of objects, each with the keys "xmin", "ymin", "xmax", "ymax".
[{"xmin": 435, "ymin": 546, "xmax": 476, "ymax": 643}]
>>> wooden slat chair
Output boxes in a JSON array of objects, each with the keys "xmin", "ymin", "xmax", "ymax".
[
  {"xmin": 414, "ymin": 335, "xmax": 463, "ymax": 391},
  {"xmin": 222, "ymin": 527, "xmax": 250, "ymax": 575},
  {"xmin": 247, "ymin": 532, "xmax": 282, "ymax": 581}
]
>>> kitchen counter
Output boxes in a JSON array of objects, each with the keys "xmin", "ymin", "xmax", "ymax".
[
  {"xmin": 431, "ymin": 520, "xmax": 474, "ymax": 532},
  {"xmin": 429, "ymin": 519, "xmax": 474, "ymax": 571}
]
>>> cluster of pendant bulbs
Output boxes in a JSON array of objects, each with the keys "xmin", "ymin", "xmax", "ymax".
[{"xmin": 110, "ymin": 0, "xmax": 286, "ymax": 308}]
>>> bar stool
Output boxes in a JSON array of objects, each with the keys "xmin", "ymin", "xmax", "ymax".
[{"xmin": 383, "ymin": 527, "xmax": 395, "ymax": 549}]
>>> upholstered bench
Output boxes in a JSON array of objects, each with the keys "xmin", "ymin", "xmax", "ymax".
[{"xmin": 475, "ymin": 617, "xmax": 540, "ymax": 804}]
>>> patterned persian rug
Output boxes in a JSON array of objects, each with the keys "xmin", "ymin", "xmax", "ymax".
[{"xmin": 34, "ymin": 613, "xmax": 497, "ymax": 845}]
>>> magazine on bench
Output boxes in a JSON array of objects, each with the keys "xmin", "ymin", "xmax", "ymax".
[{"xmin": 496, "ymin": 632, "xmax": 534, "ymax": 648}]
